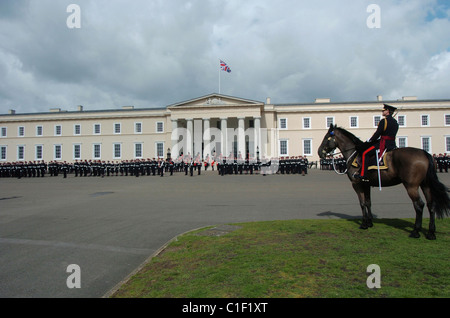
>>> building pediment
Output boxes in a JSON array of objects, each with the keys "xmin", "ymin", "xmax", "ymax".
[{"xmin": 167, "ymin": 93, "xmax": 263, "ymax": 109}]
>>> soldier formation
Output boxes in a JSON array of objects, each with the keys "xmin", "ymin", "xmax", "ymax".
[
  {"xmin": 277, "ymin": 156, "xmax": 309, "ymax": 176},
  {"xmin": 319, "ymin": 155, "xmax": 347, "ymax": 173},
  {"xmin": 214, "ymin": 155, "xmax": 310, "ymax": 176},
  {"xmin": 1, "ymin": 154, "xmax": 317, "ymax": 179}
]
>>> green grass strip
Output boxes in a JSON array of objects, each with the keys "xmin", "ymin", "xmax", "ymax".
[{"xmin": 112, "ymin": 218, "xmax": 449, "ymax": 298}]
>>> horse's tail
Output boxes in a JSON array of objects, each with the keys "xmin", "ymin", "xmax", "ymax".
[{"xmin": 424, "ymin": 151, "xmax": 450, "ymax": 219}]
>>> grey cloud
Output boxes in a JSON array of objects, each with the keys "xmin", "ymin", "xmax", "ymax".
[{"xmin": 0, "ymin": 0, "xmax": 449, "ymax": 114}]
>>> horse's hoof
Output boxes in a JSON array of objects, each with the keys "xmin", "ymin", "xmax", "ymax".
[
  {"xmin": 359, "ymin": 225, "xmax": 368, "ymax": 230},
  {"xmin": 409, "ymin": 231, "xmax": 420, "ymax": 239},
  {"xmin": 426, "ymin": 233, "xmax": 436, "ymax": 240}
]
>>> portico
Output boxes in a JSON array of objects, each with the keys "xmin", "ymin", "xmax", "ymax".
[
  {"xmin": 170, "ymin": 116, "xmax": 262, "ymax": 160},
  {"xmin": 168, "ymin": 95, "xmax": 264, "ymax": 160}
]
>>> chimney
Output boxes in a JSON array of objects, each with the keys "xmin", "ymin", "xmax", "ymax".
[
  {"xmin": 50, "ymin": 108, "xmax": 61, "ymax": 112},
  {"xmin": 315, "ymin": 98, "xmax": 331, "ymax": 103},
  {"xmin": 77, "ymin": 105, "xmax": 84, "ymax": 111},
  {"xmin": 266, "ymin": 97, "xmax": 271, "ymax": 104},
  {"xmin": 402, "ymin": 96, "xmax": 417, "ymax": 101},
  {"xmin": 377, "ymin": 95, "xmax": 383, "ymax": 101},
  {"xmin": 8, "ymin": 109, "xmax": 16, "ymax": 115}
]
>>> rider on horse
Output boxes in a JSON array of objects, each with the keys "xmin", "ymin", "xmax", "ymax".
[{"xmin": 354, "ymin": 104, "xmax": 399, "ymax": 181}]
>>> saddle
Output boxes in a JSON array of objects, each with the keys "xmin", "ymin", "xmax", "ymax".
[{"xmin": 352, "ymin": 150, "xmax": 389, "ymax": 170}]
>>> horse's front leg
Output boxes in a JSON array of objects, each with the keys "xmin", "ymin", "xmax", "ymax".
[{"xmin": 353, "ymin": 183, "xmax": 370, "ymax": 229}]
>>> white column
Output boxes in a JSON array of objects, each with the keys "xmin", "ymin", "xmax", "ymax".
[
  {"xmin": 194, "ymin": 119, "xmax": 202, "ymax": 158},
  {"xmin": 238, "ymin": 117, "xmax": 245, "ymax": 159},
  {"xmin": 203, "ymin": 118, "xmax": 211, "ymax": 160},
  {"xmin": 254, "ymin": 116, "xmax": 261, "ymax": 159},
  {"xmin": 186, "ymin": 118, "xmax": 193, "ymax": 157},
  {"xmin": 220, "ymin": 117, "xmax": 227, "ymax": 157},
  {"xmin": 171, "ymin": 119, "xmax": 178, "ymax": 158}
]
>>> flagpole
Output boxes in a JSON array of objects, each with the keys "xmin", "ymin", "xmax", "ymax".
[{"xmin": 218, "ymin": 58, "xmax": 221, "ymax": 94}]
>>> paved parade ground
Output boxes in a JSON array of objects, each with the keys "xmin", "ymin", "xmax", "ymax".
[{"xmin": 1, "ymin": 168, "xmax": 449, "ymax": 298}]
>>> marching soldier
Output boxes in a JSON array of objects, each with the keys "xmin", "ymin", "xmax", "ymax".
[
  {"xmin": 159, "ymin": 158, "xmax": 165, "ymax": 177},
  {"xmin": 61, "ymin": 161, "xmax": 67, "ymax": 178}
]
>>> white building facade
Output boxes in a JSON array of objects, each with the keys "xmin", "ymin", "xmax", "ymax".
[{"xmin": 1, "ymin": 93, "xmax": 449, "ymax": 163}]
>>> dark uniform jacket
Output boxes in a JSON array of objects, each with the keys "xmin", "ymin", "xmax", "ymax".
[{"xmin": 369, "ymin": 114, "xmax": 399, "ymax": 152}]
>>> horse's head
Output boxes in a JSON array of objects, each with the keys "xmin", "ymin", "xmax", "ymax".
[{"xmin": 318, "ymin": 124, "xmax": 338, "ymax": 159}]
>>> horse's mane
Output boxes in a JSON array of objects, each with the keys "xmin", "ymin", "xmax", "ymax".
[{"xmin": 335, "ymin": 127, "xmax": 364, "ymax": 146}]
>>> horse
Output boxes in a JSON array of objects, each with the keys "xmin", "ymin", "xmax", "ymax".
[{"xmin": 318, "ymin": 124, "xmax": 450, "ymax": 240}]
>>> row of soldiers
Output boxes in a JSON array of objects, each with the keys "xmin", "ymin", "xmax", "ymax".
[
  {"xmin": 72, "ymin": 158, "xmax": 210, "ymax": 178},
  {"xmin": 320, "ymin": 156, "xmax": 347, "ymax": 172},
  {"xmin": 1, "ymin": 155, "xmax": 316, "ymax": 179},
  {"xmin": 278, "ymin": 156, "xmax": 309, "ymax": 175},
  {"xmin": 0, "ymin": 156, "xmax": 211, "ymax": 179},
  {"xmin": 214, "ymin": 156, "xmax": 310, "ymax": 176},
  {"xmin": 0, "ymin": 161, "xmax": 48, "ymax": 178},
  {"xmin": 0, "ymin": 159, "xmax": 183, "ymax": 179}
]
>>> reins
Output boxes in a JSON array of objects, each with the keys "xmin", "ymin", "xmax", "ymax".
[{"xmin": 330, "ymin": 149, "xmax": 357, "ymax": 175}]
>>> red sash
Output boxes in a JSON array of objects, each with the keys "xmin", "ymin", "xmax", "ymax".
[{"xmin": 379, "ymin": 136, "xmax": 395, "ymax": 158}]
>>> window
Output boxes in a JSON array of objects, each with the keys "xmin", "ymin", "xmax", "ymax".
[
  {"xmin": 55, "ymin": 125, "xmax": 62, "ymax": 136},
  {"xmin": 156, "ymin": 142, "xmax": 164, "ymax": 158},
  {"xmin": 135, "ymin": 143, "xmax": 143, "ymax": 158},
  {"xmin": 421, "ymin": 137, "xmax": 431, "ymax": 153},
  {"xmin": 303, "ymin": 139, "xmax": 312, "ymax": 156},
  {"xmin": 135, "ymin": 122, "xmax": 142, "ymax": 134},
  {"xmin": 113, "ymin": 143, "xmax": 122, "ymax": 159},
  {"xmin": 249, "ymin": 120, "xmax": 254, "ymax": 128},
  {"xmin": 326, "ymin": 117, "xmax": 334, "ymax": 128},
  {"xmin": 303, "ymin": 117, "xmax": 311, "ymax": 129},
  {"xmin": 1, "ymin": 146, "xmax": 7, "ymax": 160},
  {"xmin": 73, "ymin": 144, "xmax": 81, "ymax": 159},
  {"xmin": 279, "ymin": 118, "xmax": 287, "ymax": 130},
  {"xmin": 93, "ymin": 144, "xmax": 101, "ymax": 159},
  {"xmin": 17, "ymin": 145, "xmax": 25, "ymax": 161},
  {"xmin": 54, "ymin": 145, "xmax": 62, "ymax": 160},
  {"xmin": 374, "ymin": 116, "xmax": 381, "ymax": 127},
  {"xmin": 36, "ymin": 126, "xmax": 43, "ymax": 136},
  {"xmin": 35, "ymin": 145, "xmax": 43, "ymax": 160},
  {"xmin": 279, "ymin": 140, "xmax": 288, "ymax": 156},
  {"xmin": 421, "ymin": 115, "xmax": 429, "ymax": 127},
  {"xmin": 350, "ymin": 116, "xmax": 358, "ymax": 128},
  {"xmin": 94, "ymin": 124, "xmax": 101, "ymax": 135},
  {"xmin": 1, "ymin": 127, "xmax": 6, "ymax": 137},
  {"xmin": 446, "ymin": 136, "xmax": 450, "ymax": 153},
  {"xmin": 114, "ymin": 123, "xmax": 121, "ymax": 134},
  {"xmin": 398, "ymin": 137, "xmax": 407, "ymax": 148},
  {"xmin": 445, "ymin": 114, "xmax": 450, "ymax": 126},
  {"xmin": 18, "ymin": 126, "xmax": 25, "ymax": 137},
  {"xmin": 398, "ymin": 115, "xmax": 406, "ymax": 127},
  {"xmin": 74, "ymin": 124, "xmax": 81, "ymax": 135},
  {"xmin": 156, "ymin": 122, "xmax": 164, "ymax": 133}
]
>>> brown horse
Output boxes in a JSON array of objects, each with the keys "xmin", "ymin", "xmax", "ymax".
[{"xmin": 318, "ymin": 124, "xmax": 450, "ymax": 240}]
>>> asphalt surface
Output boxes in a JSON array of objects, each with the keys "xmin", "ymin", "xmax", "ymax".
[{"xmin": 1, "ymin": 168, "xmax": 448, "ymax": 298}]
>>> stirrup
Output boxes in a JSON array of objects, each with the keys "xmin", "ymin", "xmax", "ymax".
[{"xmin": 353, "ymin": 172, "xmax": 369, "ymax": 182}]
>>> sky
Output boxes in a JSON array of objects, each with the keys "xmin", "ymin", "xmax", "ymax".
[{"xmin": 1, "ymin": 0, "xmax": 449, "ymax": 114}]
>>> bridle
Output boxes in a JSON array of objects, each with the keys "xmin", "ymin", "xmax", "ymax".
[{"xmin": 323, "ymin": 131, "xmax": 357, "ymax": 175}]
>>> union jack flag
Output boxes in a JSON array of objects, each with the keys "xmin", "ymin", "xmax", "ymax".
[{"xmin": 220, "ymin": 60, "xmax": 231, "ymax": 73}]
